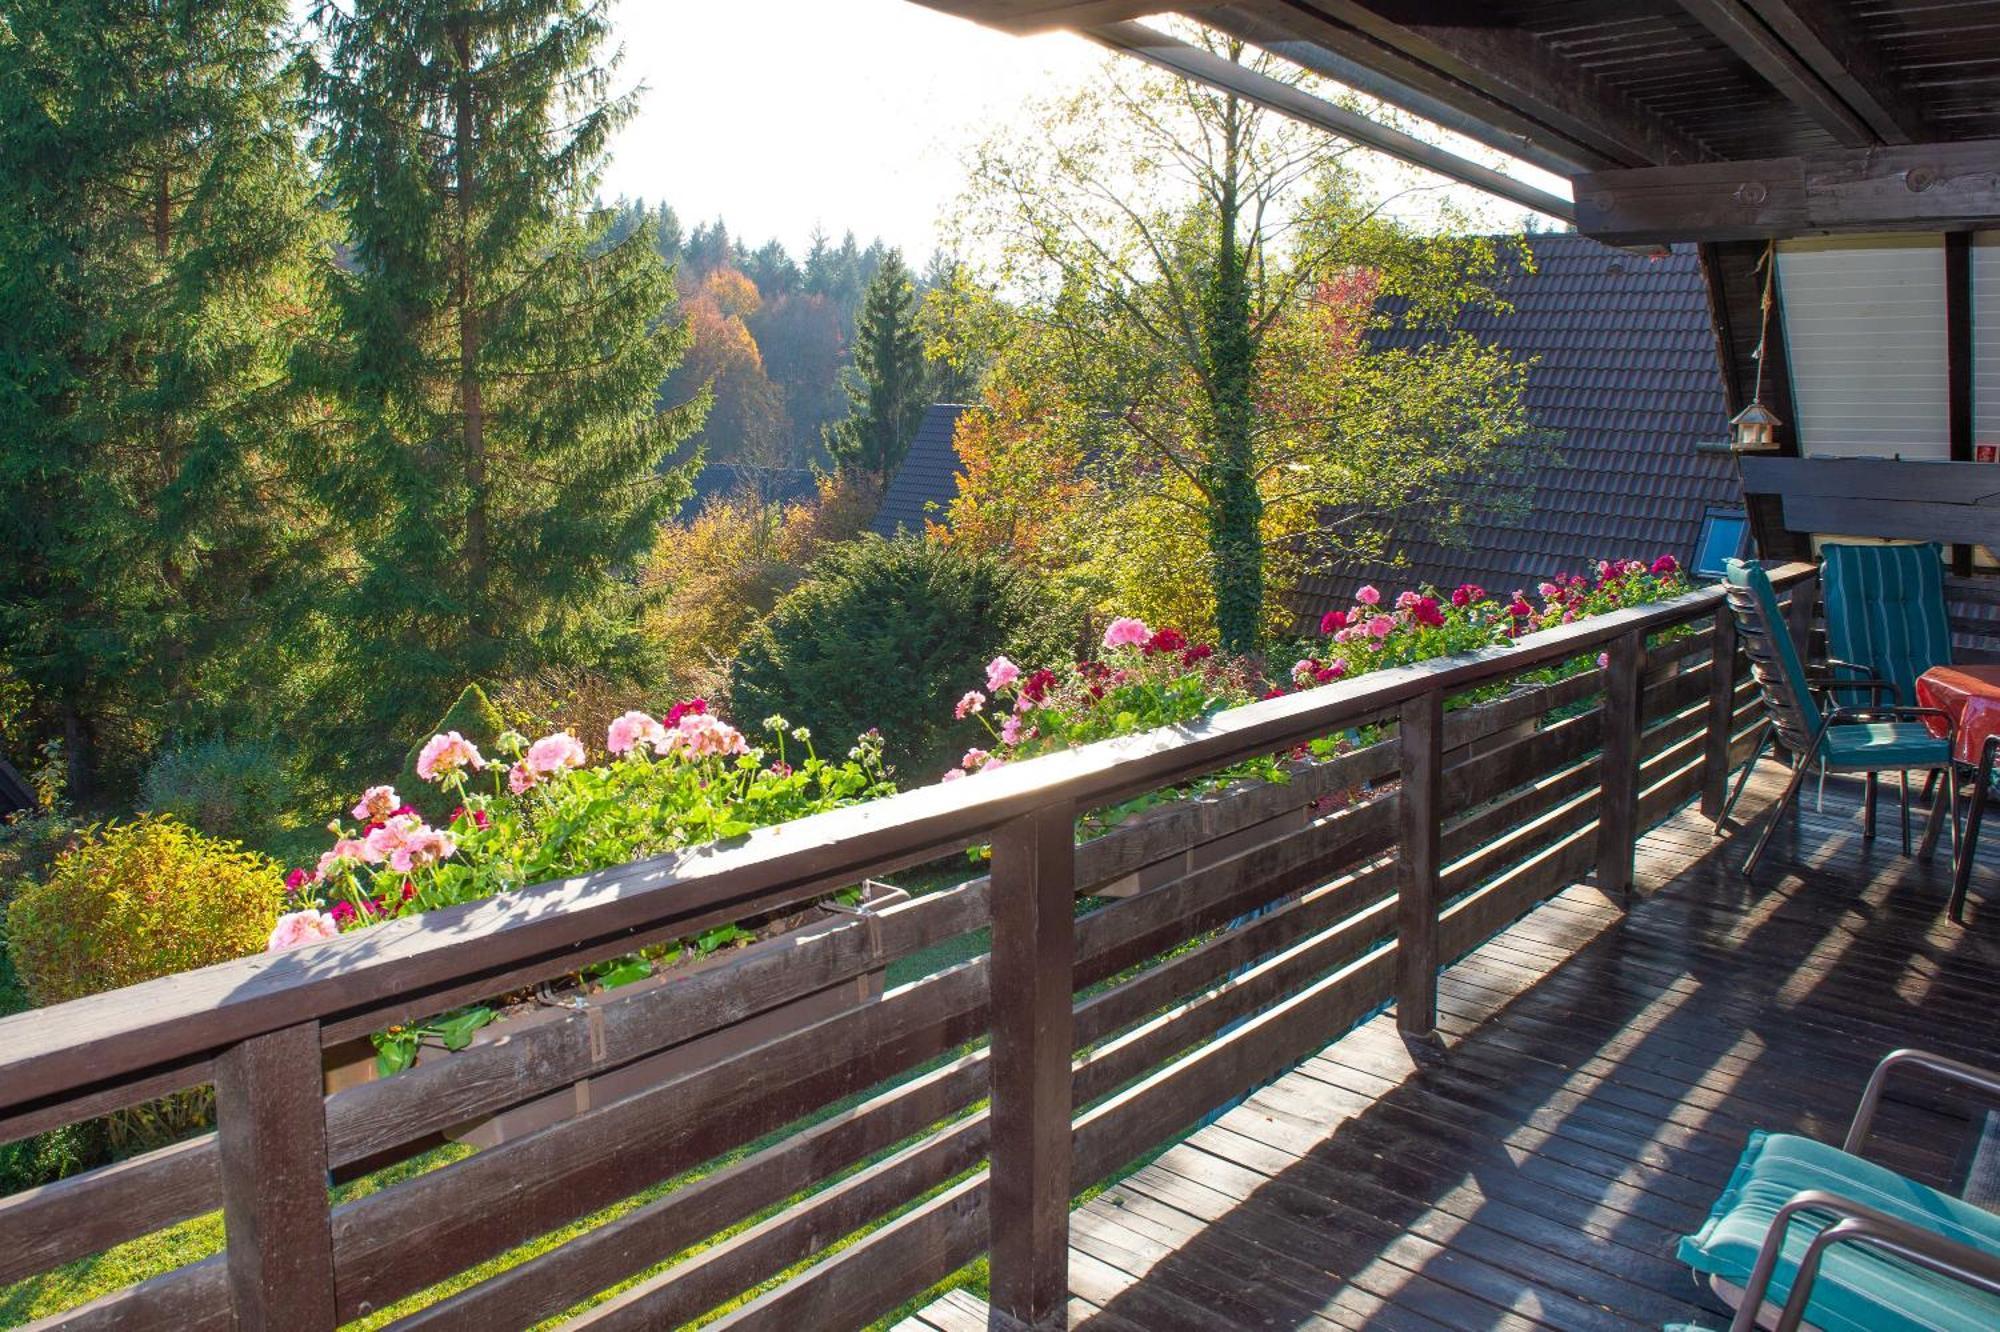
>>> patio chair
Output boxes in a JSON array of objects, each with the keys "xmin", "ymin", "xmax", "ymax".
[
  {"xmin": 1952, "ymin": 733, "xmax": 1998, "ymax": 924},
  {"xmin": 1677, "ymin": 1048, "xmax": 2000, "ymax": 1332},
  {"xmin": 1714, "ymin": 559, "xmax": 1957, "ymax": 875},
  {"xmin": 1821, "ymin": 541, "xmax": 1956, "ymax": 842},
  {"xmin": 1820, "ymin": 542, "xmax": 1953, "ymax": 709}
]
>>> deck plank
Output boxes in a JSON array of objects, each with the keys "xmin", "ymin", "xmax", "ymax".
[{"xmin": 1069, "ymin": 764, "xmax": 2000, "ymax": 1330}]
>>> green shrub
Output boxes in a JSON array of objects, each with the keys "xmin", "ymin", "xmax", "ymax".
[
  {"xmin": 397, "ymin": 684, "xmax": 507, "ymax": 816},
  {"xmin": 6, "ymin": 816, "xmax": 285, "ymax": 1009},
  {"xmin": 139, "ymin": 736, "xmax": 295, "ymax": 848},
  {"xmin": 729, "ymin": 537, "xmax": 1082, "ymax": 777},
  {"xmin": 0, "ymin": 1121, "xmax": 108, "ymax": 1196}
]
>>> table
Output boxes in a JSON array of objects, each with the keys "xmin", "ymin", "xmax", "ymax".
[
  {"xmin": 1918, "ymin": 664, "xmax": 2000, "ymax": 921},
  {"xmin": 1917, "ymin": 664, "xmax": 2000, "ymax": 768}
]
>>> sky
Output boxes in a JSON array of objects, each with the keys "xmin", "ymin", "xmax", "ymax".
[
  {"xmin": 594, "ymin": 0, "xmax": 1565, "ymax": 262},
  {"xmin": 597, "ymin": 1, "xmax": 1110, "ymax": 259}
]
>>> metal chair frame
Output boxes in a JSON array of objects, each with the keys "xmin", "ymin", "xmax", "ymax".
[
  {"xmin": 1724, "ymin": 1049, "xmax": 2000, "ymax": 1332},
  {"xmin": 1714, "ymin": 567, "xmax": 1959, "ymax": 877}
]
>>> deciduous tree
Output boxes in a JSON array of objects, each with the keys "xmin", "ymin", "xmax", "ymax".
[{"xmin": 943, "ymin": 29, "xmax": 1536, "ymax": 649}]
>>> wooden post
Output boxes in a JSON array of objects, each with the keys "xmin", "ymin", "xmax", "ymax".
[
  {"xmin": 1396, "ymin": 689, "xmax": 1441, "ymax": 1038},
  {"xmin": 988, "ymin": 801, "xmax": 1076, "ymax": 1331},
  {"xmin": 1598, "ymin": 629, "xmax": 1646, "ymax": 906},
  {"xmin": 1701, "ymin": 607, "xmax": 1741, "ymax": 821},
  {"xmin": 214, "ymin": 1023, "xmax": 336, "ymax": 1330}
]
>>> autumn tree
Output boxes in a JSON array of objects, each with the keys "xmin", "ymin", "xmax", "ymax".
[
  {"xmin": 301, "ymin": 0, "xmax": 703, "ymax": 773},
  {"xmin": 943, "ymin": 28, "xmax": 1535, "ymax": 649},
  {"xmin": 826, "ymin": 250, "xmax": 928, "ymax": 485},
  {"xmin": 0, "ymin": 0, "xmax": 323, "ymax": 797},
  {"xmin": 667, "ymin": 266, "xmax": 788, "ymax": 473}
]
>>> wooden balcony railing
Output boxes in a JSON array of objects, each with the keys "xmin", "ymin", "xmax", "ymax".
[{"xmin": 0, "ymin": 563, "xmax": 1818, "ymax": 1332}]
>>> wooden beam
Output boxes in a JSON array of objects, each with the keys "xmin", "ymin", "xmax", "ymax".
[
  {"xmin": 1596, "ymin": 631, "xmax": 1645, "ymax": 907},
  {"xmin": 1085, "ymin": 20, "xmax": 1577, "ymax": 223},
  {"xmin": 1197, "ymin": 1, "xmax": 1607, "ymax": 174},
  {"xmin": 1301, "ymin": 1, "xmax": 1713, "ymax": 167},
  {"xmin": 1576, "ymin": 139, "xmax": 2000, "ymax": 245},
  {"xmin": 1742, "ymin": 0, "xmax": 1924, "ymax": 145},
  {"xmin": 1675, "ymin": 0, "xmax": 1874, "ymax": 147}
]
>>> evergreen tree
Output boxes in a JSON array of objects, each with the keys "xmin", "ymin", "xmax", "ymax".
[
  {"xmin": 0, "ymin": 0, "xmax": 322, "ymax": 798},
  {"xmin": 301, "ymin": 0, "xmax": 703, "ymax": 772},
  {"xmin": 825, "ymin": 251, "xmax": 928, "ymax": 486}
]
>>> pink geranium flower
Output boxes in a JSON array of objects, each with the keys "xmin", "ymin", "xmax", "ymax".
[
  {"xmin": 940, "ymin": 768, "xmax": 966, "ymax": 782},
  {"xmin": 416, "ymin": 731, "xmax": 486, "ymax": 783},
  {"xmin": 669, "ymin": 712, "xmax": 749, "ymax": 759},
  {"xmin": 962, "ymin": 747, "xmax": 990, "ymax": 771},
  {"xmin": 1102, "ymin": 617, "xmax": 1150, "ymax": 649},
  {"xmin": 508, "ymin": 761, "xmax": 537, "ymax": 795},
  {"xmin": 1000, "ymin": 713, "xmax": 1022, "ymax": 745},
  {"xmin": 1320, "ymin": 610, "xmax": 1346, "ymax": 634},
  {"xmin": 526, "ymin": 732, "xmax": 588, "ymax": 774},
  {"xmin": 986, "ymin": 656, "xmax": 1020, "ymax": 692},
  {"xmin": 1651, "ymin": 554, "xmax": 1679, "ymax": 576},
  {"xmin": 352, "ymin": 785, "xmax": 399, "ymax": 824},
  {"xmin": 1355, "ymin": 585, "xmax": 1381, "ymax": 606},
  {"xmin": 606, "ymin": 710, "xmax": 667, "ymax": 756},
  {"xmin": 1368, "ymin": 615, "xmax": 1396, "ymax": 638},
  {"xmin": 268, "ymin": 909, "xmax": 342, "ymax": 952}
]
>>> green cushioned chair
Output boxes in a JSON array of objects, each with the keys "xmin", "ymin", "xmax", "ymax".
[
  {"xmin": 1680, "ymin": 1050, "xmax": 2000, "ymax": 1332},
  {"xmin": 1716, "ymin": 560, "xmax": 1958, "ymax": 875},
  {"xmin": 1820, "ymin": 542, "xmax": 1952, "ymax": 711}
]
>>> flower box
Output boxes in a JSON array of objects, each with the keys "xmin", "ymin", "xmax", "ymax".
[{"xmin": 321, "ymin": 881, "xmax": 910, "ymax": 1144}]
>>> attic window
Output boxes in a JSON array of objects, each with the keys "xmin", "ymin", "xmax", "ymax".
[{"xmin": 1693, "ymin": 508, "xmax": 1751, "ymax": 579}]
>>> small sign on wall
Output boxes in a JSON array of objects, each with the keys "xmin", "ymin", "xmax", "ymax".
[{"xmin": 1977, "ymin": 444, "xmax": 1998, "ymax": 463}]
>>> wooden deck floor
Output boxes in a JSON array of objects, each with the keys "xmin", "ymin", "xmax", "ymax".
[{"xmin": 907, "ymin": 762, "xmax": 2000, "ymax": 1331}]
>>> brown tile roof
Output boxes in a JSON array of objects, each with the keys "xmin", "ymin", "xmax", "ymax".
[{"xmin": 1293, "ymin": 232, "xmax": 1740, "ymax": 623}]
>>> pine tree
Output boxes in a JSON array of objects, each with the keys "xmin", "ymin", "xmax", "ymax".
[
  {"xmin": 301, "ymin": 0, "xmax": 703, "ymax": 772},
  {"xmin": 0, "ymin": 0, "xmax": 323, "ymax": 798},
  {"xmin": 826, "ymin": 251, "xmax": 928, "ymax": 486}
]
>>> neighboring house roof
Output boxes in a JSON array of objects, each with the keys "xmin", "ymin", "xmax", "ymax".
[
  {"xmin": 1296, "ymin": 232, "xmax": 1740, "ymax": 621},
  {"xmin": 871, "ymin": 404, "xmax": 969, "ymax": 537}
]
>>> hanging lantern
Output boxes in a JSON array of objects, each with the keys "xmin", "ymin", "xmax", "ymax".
[{"xmin": 1730, "ymin": 399, "xmax": 1782, "ymax": 452}]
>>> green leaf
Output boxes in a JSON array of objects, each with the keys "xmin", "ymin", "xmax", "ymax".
[
  {"xmin": 373, "ymin": 1034, "xmax": 417, "ymax": 1078},
  {"xmin": 433, "ymin": 1006, "xmax": 497, "ymax": 1052},
  {"xmin": 597, "ymin": 957, "xmax": 653, "ymax": 989}
]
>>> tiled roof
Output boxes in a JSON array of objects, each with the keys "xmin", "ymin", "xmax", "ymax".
[
  {"xmin": 871, "ymin": 404, "xmax": 969, "ymax": 537},
  {"xmin": 1296, "ymin": 233, "xmax": 1740, "ymax": 622},
  {"xmin": 687, "ymin": 461, "xmax": 820, "ymax": 512}
]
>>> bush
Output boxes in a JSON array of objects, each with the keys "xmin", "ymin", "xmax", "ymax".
[
  {"xmin": 729, "ymin": 537, "xmax": 1082, "ymax": 777},
  {"xmin": 643, "ymin": 473, "xmax": 882, "ymax": 701},
  {"xmin": 6, "ymin": 816, "xmax": 286, "ymax": 1009},
  {"xmin": 396, "ymin": 684, "xmax": 507, "ymax": 818},
  {"xmin": 0, "ymin": 1121, "xmax": 107, "ymax": 1196},
  {"xmin": 139, "ymin": 737, "xmax": 296, "ymax": 848}
]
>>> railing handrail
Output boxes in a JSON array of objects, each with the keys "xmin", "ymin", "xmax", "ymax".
[{"xmin": 0, "ymin": 563, "xmax": 1812, "ymax": 1116}]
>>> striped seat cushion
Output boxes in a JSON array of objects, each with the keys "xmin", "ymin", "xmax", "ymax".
[
  {"xmin": 1822, "ymin": 542, "xmax": 1951, "ymax": 709},
  {"xmin": 1679, "ymin": 1131, "xmax": 2000, "ymax": 1332}
]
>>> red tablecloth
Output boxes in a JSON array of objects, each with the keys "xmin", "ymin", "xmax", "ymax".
[{"xmin": 1916, "ymin": 664, "xmax": 2000, "ymax": 767}]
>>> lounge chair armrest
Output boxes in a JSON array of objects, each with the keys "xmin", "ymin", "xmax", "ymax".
[
  {"xmin": 1846, "ymin": 1048, "xmax": 2000, "ymax": 1161},
  {"xmin": 1824, "ymin": 705, "xmax": 1954, "ymax": 731},
  {"xmin": 1733, "ymin": 1188, "xmax": 2000, "ymax": 1332}
]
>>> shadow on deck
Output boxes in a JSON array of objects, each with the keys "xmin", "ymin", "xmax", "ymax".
[{"xmin": 909, "ymin": 762, "xmax": 2000, "ymax": 1332}]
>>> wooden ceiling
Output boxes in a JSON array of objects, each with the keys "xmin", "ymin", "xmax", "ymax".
[{"xmin": 913, "ymin": 1, "xmax": 2000, "ymax": 243}]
